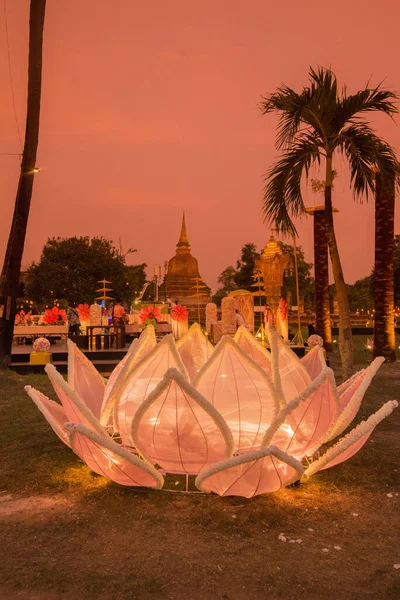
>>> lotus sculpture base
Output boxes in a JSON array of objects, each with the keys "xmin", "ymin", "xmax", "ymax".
[{"xmin": 26, "ymin": 324, "xmax": 398, "ymax": 498}]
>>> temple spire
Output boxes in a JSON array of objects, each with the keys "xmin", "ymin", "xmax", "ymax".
[{"xmin": 177, "ymin": 211, "xmax": 190, "ymax": 248}]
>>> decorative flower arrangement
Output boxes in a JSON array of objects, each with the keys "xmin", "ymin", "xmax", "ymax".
[
  {"xmin": 43, "ymin": 306, "xmax": 67, "ymax": 324},
  {"xmin": 77, "ymin": 304, "xmax": 90, "ymax": 321},
  {"xmin": 140, "ymin": 305, "xmax": 162, "ymax": 326},
  {"xmin": 308, "ymin": 334, "xmax": 324, "ymax": 348},
  {"xmin": 171, "ymin": 304, "xmax": 189, "ymax": 322},
  {"xmin": 26, "ymin": 325, "xmax": 398, "ymax": 498},
  {"xmin": 32, "ymin": 337, "xmax": 51, "ymax": 352}
]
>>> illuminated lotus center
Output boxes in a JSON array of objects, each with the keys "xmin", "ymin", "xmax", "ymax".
[{"xmin": 26, "ymin": 323, "xmax": 397, "ymax": 498}]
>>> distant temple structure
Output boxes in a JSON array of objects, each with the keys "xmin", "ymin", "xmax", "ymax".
[{"xmin": 163, "ymin": 213, "xmax": 211, "ymax": 316}]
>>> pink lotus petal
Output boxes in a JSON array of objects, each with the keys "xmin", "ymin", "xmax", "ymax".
[
  {"xmin": 115, "ymin": 334, "xmax": 189, "ymax": 447},
  {"xmin": 25, "ymin": 386, "xmax": 70, "ymax": 447},
  {"xmin": 194, "ymin": 336, "xmax": 279, "ymax": 452},
  {"xmin": 176, "ymin": 323, "xmax": 214, "ymax": 382},
  {"xmin": 305, "ymin": 400, "xmax": 398, "ymax": 477},
  {"xmin": 234, "ymin": 326, "xmax": 272, "ymax": 376},
  {"xmin": 264, "ymin": 369, "xmax": 339, "ymax": 458},
  {"xmin": 65, "ymin": 423, "xmax": 163, "ymax": 488},
  {"xmin": 45, "ymin": 364, "xmax": 108, "ymax": 438},
  {"xmin": 326, "ymin": 357, "xmax": 385, "ymax": 441},
  {"xmin": 269, "ymin": 331, "xmax": 311, "ymax": 405},
  {"xmin": 67, "ymin": 339, "xmax": 106, "ymax": 419},
  {"xmin": 300, "ymin": 346, "xmax": 326, "ymax": 380},
  {"xmin": 132, "ymin": 368, "xmax": 234, "ymax": 473},
  {"xmin": 195, "ymin": 445, "xmax": 303, "ymax": 498},
  {"xmin": 101, "ymin": 326, "xmax": 156, "ymax": 426}
]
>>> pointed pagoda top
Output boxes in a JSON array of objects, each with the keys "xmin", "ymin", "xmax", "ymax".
[{"xmin": 176, "ymin": 211, "xmax": 190, "ymax": 248}]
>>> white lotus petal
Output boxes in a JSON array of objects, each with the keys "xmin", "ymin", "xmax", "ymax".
[
  {"xmin": 195, "ymin": 445, "xmax": 303, "ymax": 498},
  {"xmin": 131, "ymin": 368, "xmax": 234, "ymax": 473},
  {"xmin": 25, "ymin": 386, "xmax": 70, "ymax": 447},
  {"xmin": 65, "ymin": 422, "xmax": 163, "ymax": 488},
  {"xmin": 305, "ymin": 400, "xmax": 398, "ymax": 477},
  {"xmin": 194, "ymin": 336, "xmax": 279, "ymax": 451},
  {"xmin": 176, "ymin": 323, "xmax": 214, "ymax": 382},
  {"xmin": 67, "ymin": 339, "xmax": 106, "ymax": 419},
  {"xmin": 115, "ymin": 334, "xmax": 188, "ymax": 446},
  {"xmin": 100, "ymin": 326, "xmax": 156, "ymax": 426}
]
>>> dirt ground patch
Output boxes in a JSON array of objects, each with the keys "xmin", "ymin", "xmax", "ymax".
[
  {"xmin": 0, "ymin": 355, "xmax": 399, "ymax": 599},
  {"xmin": 0, "ymin": 494, "xmax": 71, "ymax": 521}
]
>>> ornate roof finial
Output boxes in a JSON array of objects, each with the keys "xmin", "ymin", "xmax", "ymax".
[{"xmin": 177, "ymin": 211, "xmax": 190, "ymax": 248}]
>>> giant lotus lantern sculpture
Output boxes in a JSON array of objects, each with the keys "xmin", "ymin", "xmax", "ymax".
[{"xmin": 26, "ymin": 323, "xmax": 397, "ymax": 497}]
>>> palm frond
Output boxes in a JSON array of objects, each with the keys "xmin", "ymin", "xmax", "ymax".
[
  {"xmin": 262, "ymin": 134, "xmax": 321, "ymax": 234},
  {"xmin": 260, "ymin": 86, "xmax": 313, "ymax": 149},
  {"xmin": 261, "ymin": 68, "xmax": 341, "ymax": 149},
  {"xmin": 309, "ymin": 66, "xmax": 338, "ymax": 110},
  {"xmin": 334, "ymin": 84, "xmax": 398, "ymax": 132},
  {"xmin": 337, "ymin": 123, "xmax": 399, "ymax": 199}
]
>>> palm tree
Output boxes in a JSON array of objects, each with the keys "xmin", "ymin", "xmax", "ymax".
[
  {"xmin": 373, "ymin": 171, "xmax": 396, "ymax": 361},
  {"xmin": 261, "ymin": 67, "xmax": 398, "ymax": 379},
  {"xmin": 0, "ymin": 0, "xmax": 46, "ymax": 367},
  {"xmin": 305, "ymin": 206, "xmax": 332, "ymax": 350}
]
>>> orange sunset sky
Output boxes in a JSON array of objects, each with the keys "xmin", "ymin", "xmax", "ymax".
[{"xmin": 1, "ymin": 0, "xmax": 399, "ymax": 291}]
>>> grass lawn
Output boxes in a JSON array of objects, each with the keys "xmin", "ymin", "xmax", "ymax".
[{"xmin": 0, "ymin": 351, "xmax": 399, "ymax": 600}]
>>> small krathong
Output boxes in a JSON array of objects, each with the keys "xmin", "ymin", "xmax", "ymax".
[
  {"xmin": 30, "ymin": 336, "xmax": 52, "ymax": 366},
  {"xmin": 26, "ymin": 325, "xmax": 397, "ymax": 497}
]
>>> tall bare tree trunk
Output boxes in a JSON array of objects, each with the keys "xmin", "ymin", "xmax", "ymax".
[
  {"xmin": 309, "ymin": 208, "xmax": 332, "ymax": 350},
  {"xmin": 373, "ymin": 171, "xmax": 396, "ymax": 361},
  {"xmin": 0, "ymin": 0, "xmax": 46, "ymax": 367},
  {"xmin": 324, "ymin": 154, "xmax": 353, "ymax": 379}
]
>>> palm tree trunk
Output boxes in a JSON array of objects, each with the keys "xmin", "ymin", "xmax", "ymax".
[
  {"xmin": 324, "ymin": 154, "xmax": 353, "ymax": 379},
  {"xmin": 373, "ymin": 171, "xmax": 396, "ymax": 361},
  {"xmin": 0, "ymin": 0, "xmax": 46, "ymax": 367},
  {"xmin": 312, "ymin": 208, "xmax": 332, "ymax": 350}
]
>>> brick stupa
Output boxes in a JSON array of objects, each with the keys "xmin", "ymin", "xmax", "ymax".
[{"xmin": 164, "ymin": 213, "xmax": 211, "ymax": 315}]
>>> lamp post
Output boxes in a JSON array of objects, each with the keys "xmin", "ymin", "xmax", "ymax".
[
  {"xmin": 164, "ymin": 261, "xmax": 168, "ymax": 303},
  {"xmin": 153, "ymin": 265, "xmax": 162, "ymax": 302}
]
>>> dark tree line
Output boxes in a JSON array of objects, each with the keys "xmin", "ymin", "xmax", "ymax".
[{"xmin": 24, "ymin": 236, "xmax": 147, "ymax": 307}]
